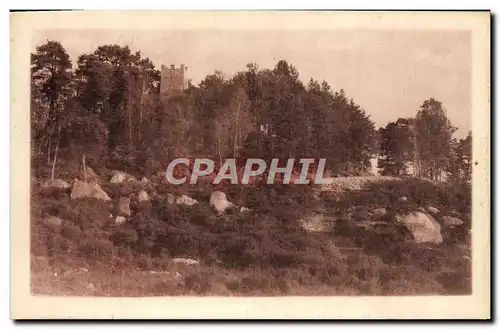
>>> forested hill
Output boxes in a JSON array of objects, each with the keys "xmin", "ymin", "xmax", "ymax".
[{"xmin": 31, "ymin": 41, "xmax": 471, "ymax": 183}]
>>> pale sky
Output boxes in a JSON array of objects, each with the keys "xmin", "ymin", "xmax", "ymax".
[{"xmin": 33, "ymin": 29, "xmax": 472, "ymax": 137}]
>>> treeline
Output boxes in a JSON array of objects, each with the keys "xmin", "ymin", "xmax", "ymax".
[{"xmin": 30, "ymin": 40, "xmax": 471, "ymax": 183}]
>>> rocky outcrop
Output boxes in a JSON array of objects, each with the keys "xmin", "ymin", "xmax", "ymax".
[
  {"xmin": 70, "ymin": 179, "xmax": 111, "ymax": 201},
  {"xmin": 396, "ymin": 211, "xmax": 443, "ymax": 244}
]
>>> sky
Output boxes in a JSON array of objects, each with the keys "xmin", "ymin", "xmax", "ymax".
[{"xmin": 33, "ymin": 29, "xmax": 472, "ymax": 137}]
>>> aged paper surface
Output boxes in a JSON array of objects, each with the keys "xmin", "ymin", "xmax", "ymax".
[{"xmin": 11, "ymin": 10, "xmax": 490, "ymax": 319}]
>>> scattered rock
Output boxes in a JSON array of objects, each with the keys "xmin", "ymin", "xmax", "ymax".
[
  {"xmin": 138, "ymin": 189, "xmax": 150, "ymax": 203},
  {"xmin": 427, "ymin": 206, "xmax": 440, "ymax": 215},
  {"xmin": 70, "ymin": 179, "xmax": 111, "ymax": 201},
  {"xmin": 172, "ymin": 258, "xmax": 200, "ymax": 265},
  {"xmin": 110, "ymin": 171, "xmax": 137, "ymax": 184},
  {"xmin": 396, "ymin": 211, "xmax": 443, "ymax": 244},
  {"xmin": 399, "ymin": 196, "xmax": 408, "ymax": 202},
  {"xmin": 117, "ymin": 196, "xmax": 131, "ymax": 217},
  {"xmin": 166, "ymin": 193, "xmax": 175, "ymax": 205},
  {"xmin": 210, "ymin": 191, "xmax": 236, "ymax": 213},
  {"xmin": 141, "ymin": 177, "xmax": 149, "ymax": 183},
  {"xmin": 175, "ymin": 195, "xmax": 198, "ymax": 206},
  {"xmin": 40, "ymin": 179, "xmax": 70, "ymax": 190},
  {"xmin": 442, "ymin": 216, "xmax": 464, "ymax": 227},
  {"xmin": 372, "ymin": 208, "xmax": 387, "ymax": 218},
  {"xmin": 115, "ymin": 216, "xmax": 127, "ymax": 225},
  {"xmin": 44, "ymin": 216, "xmax": 63, "ymax": 226},
  {"xmin": 417, "ymin": 207, "xmax": 426, "ymax": 213},
  {"xmin": 86, "ymin": 283, "xmax": 95, "ymax": 290}
]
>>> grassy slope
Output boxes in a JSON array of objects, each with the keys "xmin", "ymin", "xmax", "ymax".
[{"xmin": 30, "ymin": 177, "xmax": 471, "ymax": 296}]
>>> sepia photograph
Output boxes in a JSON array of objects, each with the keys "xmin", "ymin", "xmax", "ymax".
[{"xmin": 10, "ymin": 10, "xmax": 490, "ymax": 319}]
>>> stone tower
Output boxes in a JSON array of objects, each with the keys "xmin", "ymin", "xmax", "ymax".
[{"xmin": 160, "ymin": 64, "xmax": 188, "ymax": 95}]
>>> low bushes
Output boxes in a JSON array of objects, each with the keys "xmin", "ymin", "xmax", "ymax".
[{"xmin": 30, "ymin": 177, "xmax": 472, "ymax": 296}]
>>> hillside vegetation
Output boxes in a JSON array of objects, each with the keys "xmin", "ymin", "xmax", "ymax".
[{"xmin": 31, "ymin": 168, "xmax": 471, "ymax": 296}]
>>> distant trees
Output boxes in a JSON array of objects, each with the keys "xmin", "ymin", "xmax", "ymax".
[
  {"xmin": 377, "ymin": 99, "xmax": 471, "ymax": 184},
  {"xmin": 31, "ymin": 40, "xmax": 470, "ymax": 183},
  {"xmin": 377, "ymin": 118, "xmax": 414, "ymax": 176}
]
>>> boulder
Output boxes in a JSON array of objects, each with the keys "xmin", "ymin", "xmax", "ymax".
[
  {"xmin": 117, "ymin": 196, "xmax": 131, "ymax": 217},
  {"xmin": 372, "ymin": 208, "xmax": 387, "ymax": 219},
  {"xmin": 141, "ymin": 177, "xmax": 150, "ymax": 184},
  {"xmin": 138, "ymin": 190, "xmax": 150, "ymax": 203},
  {"xmin": 210, "ymin": 191, "xmax": 236, "ymax": 213},
  {"xmin": 41, "ymin": 179, "xmax": 70, "ymax": 190},
  {"xmin": 115, "ymin": 216, "xmax": 127, "ymax": 225},
  {"xmin": 240, "ymin": 206, "xmax": 250, "ymax": 213},
  {"xmin": 172, "ymin": 258, "xmax": 200, "ymax": 266},
  {"xmin": 396, "ymin": 212, "xmax": 443, "ymax": 244},
  {"xmin": 399, "ymin": 196, "xmax": 408, "ymax": 202},
  {"xmin": 166, "ymin": 193, "xmax": 175, "ymax": 205},
  {"xmin": 427, "ymin": 206, "xmax": 440, "ymax": 215},
  {"xmin": 110, "ymin": 171, "xmax": 137, "ymax": 184},
  {"xmin": 44, "ymin": 216, "xmax": 63, "ymax": 226},
  {"xmin": 175, "ymin": 195, "xmax": 198, "ymax": 206},
  {"xmin": 70, "ymin": 179, "xmax": 111, "ymax": 201},
  {"xmin": 442, "ymin": 216, "xmax": 464, "ymax": 227}
]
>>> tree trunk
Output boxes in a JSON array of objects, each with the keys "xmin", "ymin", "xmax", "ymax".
[
  {"xmin": 82, "ymin": 153, "xmax": 87, "ymax": 183},
  {"xmin": 50, "ymin": 138, "xmax": 59, "ymax": 180},
  {"xmin": 139, "ymin": 76, "xmax": 146, "ymax": 142},
  {"xmin": 128, "ymin": 76, "xmax": 133, "ymax": 148}
]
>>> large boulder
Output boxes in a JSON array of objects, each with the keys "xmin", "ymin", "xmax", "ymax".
[
  {"xmin": 110, "ymin": 171, "xmax": 137, "ymax": 184},
  {"xmin": 396, "ymin": 212, "xmax": 443, "ymax": 244},
  {"xmin": 175, "ymin": 195, "xmax": 198, "ymax": 206},
  {"xmin": 117, "ymin": 196, "xmax": 131, "ymax": 217},
  {"xmin": 41, "ymin": 179, "xmax": 70, "ymax": 190},
  {"xmin": 210, "ymin": 191, "xmax": 236, "ymax": 213},
  {"xmin": 70, "ymin": 179, "xmax": 111, "ymax": 201}
]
